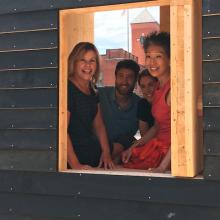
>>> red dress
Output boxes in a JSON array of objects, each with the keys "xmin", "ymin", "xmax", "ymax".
[{"xmin": 123, "ymin": 80, "xmax": 170, "ymax": 169}]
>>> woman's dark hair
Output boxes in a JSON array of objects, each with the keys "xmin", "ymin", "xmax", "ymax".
[
  {"xmin": 138, "ymin": 69, "xmax": 158, "ymax": 85},
  {"xmin": 68, "ymin": 42, "xmax": 100, "ymax": 83},
  {"xmin": 143, "ymin": 32, "xmax": 170, "ymax": 58},
  {"xmin": 115, "ymin": 59, "xmax": 140, "ymax": 81}
]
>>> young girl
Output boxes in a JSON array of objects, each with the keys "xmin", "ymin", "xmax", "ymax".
[
  {"xmin": 67, "ymin": 42, "xmax": 114, "ymax": 170},
  {"xmin": 122, "ymin": 32, "xmax": 171, "ymax": 172},
  {"xmin": 137, "ymin": 69, "xmax": 157, "ymax": 137}
]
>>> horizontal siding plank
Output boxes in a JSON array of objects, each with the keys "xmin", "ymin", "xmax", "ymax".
[
  {"xmin": 0, "ymin": 30, "xmax": 58, "ymax": 51},
  {"xmin": 0, "ymin": 10, "xmax": 57, "ymax": 33},
  {"xmin": 204, "ymin": 131, "xmax": 220, "ymax": 155},
  {"xmin": 0, "ymin": 0, "xmax": 148, "ymax": 15},
  {"xmin": 0, "ymin": 171, "xmax": 217, "ymax": 208},
  {"xmin": 0, "ymin": 68, "xmax": 57, "ymax": 88},
  {"xmin": 203, "ymin": 38, "xmax": 220, "ymax": 60},
  {"xmin": 0, "ymin": 150, "xmax": 56, "ymax": 171},
  {"xmin": 203, "ymin": 0, "xmax": 220, "ymax": 15},
  {"xmin": 0, "ymin": 129, "xmax": 56, "ymax": 150},
  {"xmin": 204, "ymin": 156, "xmax": 220, "ymax": 179},
  {"xmin": 0, "ymin": 191, "xmax": 219, "ymax": 220},
  {"xmin": 204, "ymin": 108, "xmax": 220, "ymax": 130},
  {"xmin": 0, "ymin": 214, "xmax": 58, "ymax": 220},
  {"xmin": 0, "ymin": 88, "xmax": 57, "ymax": 108},
  {"xmin": 0, "ymin": 49, "xmax": 57, "ymax": 70},
  {"xmin": 203, "ymin": 15, "xmax": 220, "ymax": 38},
  {"xmin": 203, "ymin": 84, "xmax": 220, "ymax": 106},
  {"xmin": 203, "ymin": 61, "xmax": 220, "ymax": 82},
  {"xmin": 0, "ymin": 109, "xmax": 57, "ymax": 129}
]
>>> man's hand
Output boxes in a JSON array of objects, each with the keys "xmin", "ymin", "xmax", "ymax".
[{"xmin": 98, "ymin": 152, "xmax": 115, "ymax": 169}]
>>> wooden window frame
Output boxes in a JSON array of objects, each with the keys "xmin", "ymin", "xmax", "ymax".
[{"xmin": 59, "ymin": 0, "xmax": 203, "ymax": 177}]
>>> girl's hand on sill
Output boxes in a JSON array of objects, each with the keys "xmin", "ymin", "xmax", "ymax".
[{"xmin": 121, "ymin": 147, "xmax": 133, "ymax": 164}]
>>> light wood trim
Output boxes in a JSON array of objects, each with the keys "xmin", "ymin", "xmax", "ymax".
[
  {"xmin": 171, "ymin": 3, "xmax": 185, "ymax": 176},
  {"xmin": 171, "ymin": 0, "xmax": 202, "ymax": 177},
  {"xmin": 160, "ymin": 6, "xmax": 170, "ymax": 32},
  {"xmin": 59, "ymin": 0, "xmax": 203, "ymax": 176},
  {"xmin": 59, "ymin": 11, "xmax": 94, "ymax": 171},
  {"xmin": 170, "ymin": 0, "xmax": 194, "ymax": 6},
  {"xmin": 58, "ymin": 11, "xmax": 68, "ymax": 171},
  {"xmin": 193, "ymin": 0, "xmax": 203, "ymax": 175},
  {"xmin": 62, "ymin": 168, "xmax": 203, "ymax": 179}
]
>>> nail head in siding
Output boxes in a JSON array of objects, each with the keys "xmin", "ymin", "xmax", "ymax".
[{"xmin": 167, "ymin": 212, "xmax": 176, "ymax": 219}]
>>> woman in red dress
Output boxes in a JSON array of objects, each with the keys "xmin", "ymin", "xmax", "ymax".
[{"xmin": 122, "ymin": 32, "xmax": 171, "ymax": 172}]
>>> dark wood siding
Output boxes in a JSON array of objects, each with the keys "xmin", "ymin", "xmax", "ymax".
[
  {"xmin": 203, "ymin": 0, "xmax": 220, "ymax": 179},
  {"xmin": 0, "ymin": 10, "xmax": 58, "ymax": 172},
  {"xmin": 0, "ymin": 171, "xmax": 219, "ymax": 220},
  {"xmin": 0, "ymin": 0, "xmax": 151, "ymax": 14}
]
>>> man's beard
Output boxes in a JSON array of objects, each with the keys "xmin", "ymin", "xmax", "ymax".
[{"xmin": 115, "ymin": 84, "xmax": 134, "ymax": 96}]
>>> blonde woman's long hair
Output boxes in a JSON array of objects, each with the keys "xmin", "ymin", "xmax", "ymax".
[{"xmin": 68, "ymin": 42, "xmax": 100, "ymax": 87}]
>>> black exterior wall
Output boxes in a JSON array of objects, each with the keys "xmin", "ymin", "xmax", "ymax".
[
  {"xmin": 203, "ymin": 0, "xmax": 220, "ymax": 180},
  {"xmin": 0, "ymin": 0, "xmax": 218, "ymax": 219},
  {"xmin": 0, "ymin": 9, "xmax": 58, "ymax": 171},
  {"xmin": 0, "ymin": 171, "xmax": 220, "ymax": 220}
]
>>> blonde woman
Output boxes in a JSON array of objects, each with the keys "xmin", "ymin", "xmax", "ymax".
[{"xmin": 67, "ymin": 42, "xmax": 114, "ymax": 170}]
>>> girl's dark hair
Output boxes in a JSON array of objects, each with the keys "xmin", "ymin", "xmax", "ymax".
[
  {"xmin": 143, "ymin": 32, "xmax": 170, "ymax": 58},
  {"xmin": 68, "ymin": 42, "xmax": 100, "ymax": 83},
  {"xmin": 138, "ymin": 69, "xmax": 158, "ymax": 85}
]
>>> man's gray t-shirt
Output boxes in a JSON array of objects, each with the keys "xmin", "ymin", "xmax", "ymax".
[{"xmin": 98, "ymin": 87, "xmax": 140, "ymax": 144}]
